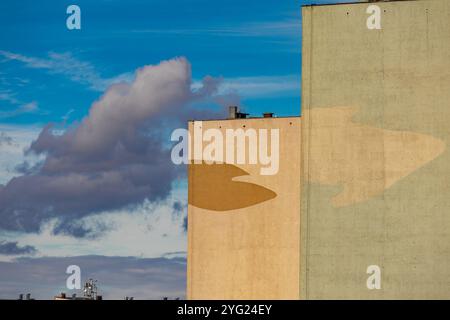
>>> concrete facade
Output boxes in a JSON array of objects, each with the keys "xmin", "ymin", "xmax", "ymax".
[
  {"xmin": 301, "ymin": 0, "xmax": 450, "ymax": 299},
  {"xmin": 187, "ymin": 0, "xmax": 450, "ymax": 300},
  {"xmin": 187, "ymin": 117, "xmax": 301, "ymax": 299}
]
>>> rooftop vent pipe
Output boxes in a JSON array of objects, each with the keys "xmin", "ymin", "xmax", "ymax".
[{"xmin": 228, "ymin": 106, "xmax": 248, "ymax": 119}]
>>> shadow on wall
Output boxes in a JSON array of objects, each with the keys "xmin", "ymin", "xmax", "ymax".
[{"xmin": 304, "ymin": 106, "xmax": 446, "ymax": 207}]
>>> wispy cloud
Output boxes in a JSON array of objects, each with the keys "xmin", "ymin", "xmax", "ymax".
[
  {"xmin": 0, "ymin": 91, "xmax": 20, "ymax": 105},
  {"xmin": 0, "ymin": 88, "xmax": 45, "ymax": 118},
  {"xmin": 0, "ymin": 50, "xmax": 132, "ymax": 91},
  {"xmin": 132, "ymin": 19, "xmax": 301, "ymax": 38},
  {"xmin": 1, "ymin": 50, "xmax": 300, "ymax": 99},
  {"xmin": 61, "ymin": 108, "xmax": 75, "ymax": 122},
  {"xmin": 193, "ymin": 74, "xmax": 300, "ymax": 98},
  {"xmin": 0, "ymin": 101, "xmax": 41, "ymax": 119}
]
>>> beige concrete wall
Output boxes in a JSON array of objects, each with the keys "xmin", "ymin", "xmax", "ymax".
[
  {"xmin": 301, "ymin": 0, "xmax": 450, "ymax": 299},
  {"xmin": 187, "ymin": 117, "xmax": 301, "ymax": 299}
]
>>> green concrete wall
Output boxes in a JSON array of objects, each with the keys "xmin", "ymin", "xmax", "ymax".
[{"xmin": 301, "ymin": 0, "xmax": 450, "ymax": 299}]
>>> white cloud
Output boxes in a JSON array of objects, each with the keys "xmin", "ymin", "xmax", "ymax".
[
  {"xmin": 0, "ymin": 186, "xmax": 187, "ymax": 261},
  {"xmin": 0, "ymin": 58, "xmax": 200, "ymax": 259},
  {"xmin": 0, "ymin": 125, "xmax": 187, "ymax": 261},
  {"xmin": 0, "ymin": 88, "xmax": 43, "ymax": 118}
]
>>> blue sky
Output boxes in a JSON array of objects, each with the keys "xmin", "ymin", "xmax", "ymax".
[
  {"xmin": 0, "ymin": 0, "xmax": 308, "ymax": 126},
  {"xmin": 0, "ymin": 0, "xmax": 351, "ymax": 299}
]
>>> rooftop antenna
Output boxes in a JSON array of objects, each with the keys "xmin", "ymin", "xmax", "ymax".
[{"xmin": 83, "ymin": 279, "xmax": 98, "ymax": 300}]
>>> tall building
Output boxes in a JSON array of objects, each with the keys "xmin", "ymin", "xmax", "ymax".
[
  {"xmin": 187, "ymin": 0, "xmax": 450, "ymax": 299},
  {"xmin": 187, "ymin": 111, "xmax": 301, "ymax": 299},
  {"xmin": 301, "ymin": 0, "xmax": 450, "ymax": 299}
]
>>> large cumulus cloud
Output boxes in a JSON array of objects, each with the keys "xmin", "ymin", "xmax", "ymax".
[{"xmin": 0, "ymin": 57, "xmax": 221, "ymax": 237}]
